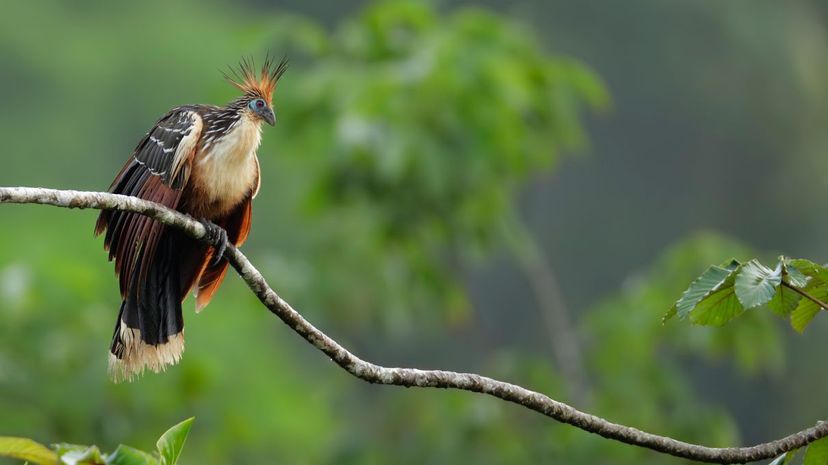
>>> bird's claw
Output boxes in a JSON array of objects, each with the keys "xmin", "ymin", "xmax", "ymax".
[{"xmin": 199, "ymin": 218, "xmax": 228, "ymax": 266}]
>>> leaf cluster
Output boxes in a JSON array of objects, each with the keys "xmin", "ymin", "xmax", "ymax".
[
  {"xmin": 665, "ymin": 256, "xmax": 828, "ymax": 332},
  {"xmin": 0, "ymin": 418, "xmax": 192, "ymax": 465}
]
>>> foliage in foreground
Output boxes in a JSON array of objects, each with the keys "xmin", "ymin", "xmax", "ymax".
[
  {"xmin": 0, "ymin": 418, "xmax": 192, "ymax": 465},
  {"xmin": 666, "ymin": 256, "xmax": 828, "ymax": 332}
]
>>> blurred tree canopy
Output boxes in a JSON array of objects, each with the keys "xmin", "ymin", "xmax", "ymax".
[
  {"xmin": 0, "ymin": 1, "xmax": 824, "ymax": 464},
  {"xmin": 272, "ymin": 1, "xmax": 608, "ymax": 330}
]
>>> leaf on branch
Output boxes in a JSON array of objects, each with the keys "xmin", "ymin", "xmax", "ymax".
[
  {"xmin": 689, "ymin": 284, "xmax": 745, "ymax": 326},
  {"xmin": 0, "ymin": 437, "xmax": 59, "ymax": 465},
  {"xmin": 790, "ymin": 285, "xmax": 828, "ymax": 333},
  {"xmin": 768, "ymin": 448, "xmax": 799, "ymax": 465},
  {"xmin": 781, "ymin": 258, "xmax": 809, "ymax": 288},
  {"xmin": 667, "ymin": 259, "xmax": 741, "ymax": 322},
  {"xmin": 788, "ymin": 259, "xmax": 828, "ymax": 284},
  {"xmin": 734, "ymin": 259, "xmax": 782, "ymax": 309},
  {"xmin": 804, "ymin": 434, "xmax": 828, "ymax": 465},
  {"xmin": 767, "ymin": 285, "xmax": 802, "ymax": 317}
]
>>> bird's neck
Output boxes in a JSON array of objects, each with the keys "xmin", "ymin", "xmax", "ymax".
[
  {"xmin": 202, "ymin": 113, "xmax": 262, "ymax": 162},
  {"xmin": 187, "ymin": 112, "xmax": 262, "ymax": 218}
]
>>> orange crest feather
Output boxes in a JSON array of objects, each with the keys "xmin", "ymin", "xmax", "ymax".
[{"xmin": 223, "ymin": 55, "xmax": 288, "ymax": 102}]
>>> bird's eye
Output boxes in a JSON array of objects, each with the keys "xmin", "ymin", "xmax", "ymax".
[{"xmin": 249, "ymin": 99, "xmax": 266, "ymax": 110}]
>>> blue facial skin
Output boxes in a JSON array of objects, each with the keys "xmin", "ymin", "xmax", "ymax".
[{"xmin": 248, "ymin": 98, "xmax": 276, "ymax": 126}]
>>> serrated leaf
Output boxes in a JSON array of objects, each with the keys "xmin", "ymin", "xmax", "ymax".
[
  {"xmin": 105, "ymin": 445, "xmax": 159, "ymax": 465},
  {"xmin": 767, "ymin": 285, "xmax": 802, "ymax": 317},
  {"xmin": 156, "ymin": 418, "xmax": 193, "ymax": 465},
  {"xmin": 674, "ymin": 260, "xmax": 740, "ymax": 319},
  {"xmin": 0, "ymin": 437, "xmax": 59, "ymax": 465},
  {"xmin": 804, "ymin": 435, "xmax": 828, "ymax": 465},
  {"xmin": 789, "ymin": 259, "xmax": 828, "ymax": 283},
  {"xmin": 662, "ymin": 304, "xmax": 677, "ymax": 323},
  {"xmin": 689, "ymin": 285, "xmax": 745, "ymax": 326},
  {"xmin": 783, "ymin": 262, "xmax": 809, "ymax": 288},
  {"xmin": 734, "ymin": 260, "xmax": 781, "ymax": 309},
  {"xmin": 791, "ymin": 286, "xmax": 828, "ymax": 332}
]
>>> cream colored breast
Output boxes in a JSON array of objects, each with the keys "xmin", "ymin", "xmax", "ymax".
[{"xmin": 196, "ymin": 116, "xmax": 261, "ymax": 209}]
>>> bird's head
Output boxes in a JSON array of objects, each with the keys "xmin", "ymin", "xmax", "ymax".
[{"xmin": 224, "ymin": 55, "xmax": 288, "ymax": 126}]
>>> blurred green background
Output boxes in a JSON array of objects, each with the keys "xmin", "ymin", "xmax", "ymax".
[{"xmin": 1, "ymin": 1, "xmax": 827, "ymax": 464}]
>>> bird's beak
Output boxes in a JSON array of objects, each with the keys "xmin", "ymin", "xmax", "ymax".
[{"xmin": 263, "ymin": 107, "xmax": 276, "ymax": 126}]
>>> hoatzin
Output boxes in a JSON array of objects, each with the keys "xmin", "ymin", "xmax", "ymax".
[{"xmin": 95, "ymin": 57, "xmax": 286, "ymax": 381}]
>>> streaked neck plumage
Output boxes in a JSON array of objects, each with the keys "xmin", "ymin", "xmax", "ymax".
[{"xmin": 188, "ymin": 106, "xmax": 262, "ymax": 218}]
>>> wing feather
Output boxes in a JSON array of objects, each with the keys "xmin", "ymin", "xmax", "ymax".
[{"xmin": 96, "ymin": 108, "xmax": 203, "ymax": 297}]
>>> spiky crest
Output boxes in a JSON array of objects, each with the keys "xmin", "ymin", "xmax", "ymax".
[{"xmin": 222, "ymin": 54, "xmax": 288, "ymax": 103}]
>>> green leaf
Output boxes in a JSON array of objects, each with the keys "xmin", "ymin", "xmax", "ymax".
[
  {"xmin": 804, "ymin": 435, "xmax": 828, "ymax": 465},
  {"xmin": 673, "ymin": 260, "xmax": 740, "ymax": 319},
  {"xmin": 105, "ymin": 446, "xmax": 158, "ymax": 465},
  {"xmin": 767, "ymin": 285, "xmax": 802, "ymax": 317},
  {"xmin": 768, "ymin": 449, "xmax": 799, "ymax": 465},
  {"xmin": 0, "ymin": 437, "xmax": 59, "ymax": 465},
  {"xmin": 689, "ymin": 285, "xmax": 745, "ymax": 326},
  {"xmin": 782, "ymin": 260, "xmax": 809, "ymax": 288},
  {"xmin": 662, "ymin": 304, "xmax": 677, "ymax": 324},
  {"xmin": 155, "ymin": 418, "xmax": 193, "ymax": 465},
  {"xmin": 791, "ymin": 286, "xmax": 828, "ymax": 332},
  {"xmin": 789, "ymin": 259, "xmax": 828, "ymax": 283},
  {"xmin": 734, "ymin": 259, "xmax": 781, "ymax": 309},
  {"xmin": 56, "ymin": 444, "xmax": 104, "ymax": 465}
]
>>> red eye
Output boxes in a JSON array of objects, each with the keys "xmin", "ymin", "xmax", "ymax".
[{"xmin": 255, "ymin": 99, "xmax": 265, "ymax": 108}]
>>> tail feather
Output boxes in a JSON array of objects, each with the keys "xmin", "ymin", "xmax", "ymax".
[{"xmin": 108, "ymin": 228, "xmax": 206, "ymax": 382}]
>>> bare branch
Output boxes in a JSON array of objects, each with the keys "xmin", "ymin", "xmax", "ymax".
[{"xmin": 0, "ymin": 186, "xmax": 825, "ymax": 464}]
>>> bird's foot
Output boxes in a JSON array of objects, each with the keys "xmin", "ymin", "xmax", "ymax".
[{"xmin": 199, "ymin": 218, "xmax": 228, "ymax": 266}]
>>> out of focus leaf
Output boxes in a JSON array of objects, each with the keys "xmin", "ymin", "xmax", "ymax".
[
  {"xmin": 56, "ymin": 444, "xmax": 104, "ymax": 465},
  {"xmin": 105, "ymin": 446, "xmax": 159, "ymax": 465},
  {"xmin": 662, "ymin": 304, "xmax": 677, "ymax": 323},
  {"xmin": 155, "ymin": 418, "xmax": 193, "ymax": 465},
  {"xmin": 804, "ymin": 435, "xmax": 828, "ymax": 465},
  {"xmin": 0, "ymin": 437, "xmax": 59, "ymax": 465},
  {"xmin": 734, "ymin": 259, "xmax": 781, "ymax": 309},
  {"xmin": 768, "ymin": 449, "xmax": 798, "ymax": 465}
]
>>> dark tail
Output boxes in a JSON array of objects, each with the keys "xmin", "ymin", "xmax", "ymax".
[{"xmin": 108, "ymin": 228, "xmax": 206, "ymax": 382}]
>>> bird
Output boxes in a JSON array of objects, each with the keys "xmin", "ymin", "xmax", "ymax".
[{"xmin": 94, "ymin": 56, "xmax": 287, "ymax": 382}]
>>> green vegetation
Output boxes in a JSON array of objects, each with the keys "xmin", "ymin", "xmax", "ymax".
[
  {"xmin": 1, "ymin": 0, "xmax": 827, "ymax": 464},
  {"xmin": 0, "ymin": 418, "xmax": 192, "ymax": 465},
  {"xmin": 667, "ymin": 256, "xmax": 828, "ymax": 331}
]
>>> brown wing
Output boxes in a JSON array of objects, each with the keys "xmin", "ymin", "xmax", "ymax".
[
  {"xmin": 95, "ymin": 108, "xmax": 203, "ymax": 296},
  {"xmin": 194, "ymin": 195, "xmax": 253, "ymax": 311}
]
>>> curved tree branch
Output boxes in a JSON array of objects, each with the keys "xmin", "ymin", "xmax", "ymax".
[{"xmin": 0, "ymin": 186, "xmax": 824, "ymax": 464}]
